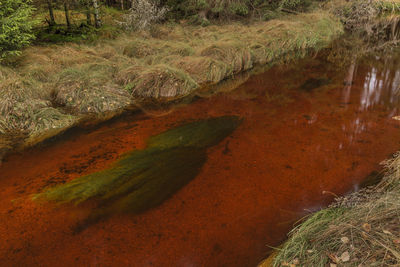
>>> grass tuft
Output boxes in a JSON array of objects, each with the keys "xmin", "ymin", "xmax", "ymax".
[
  {"xmin": 272, "ymin": 152, "xmax": 400, "ymax": 266},
  {"xmin": 126, "ymin": 64, "xmax": 199, "ymax": 99}
]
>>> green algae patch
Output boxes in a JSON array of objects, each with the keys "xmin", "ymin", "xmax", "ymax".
[
  {"xmin": 34, "ymin": 116, "xmax": 241, "ymax": 219},
  {"xmin": 147, "ymin": 116, "xmax": 242, "ymax": 149}
]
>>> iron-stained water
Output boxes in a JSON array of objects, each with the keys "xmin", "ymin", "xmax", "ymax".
[{"xmin": 1, "ymin": 53, "xmax": 400, "ymax": 266}]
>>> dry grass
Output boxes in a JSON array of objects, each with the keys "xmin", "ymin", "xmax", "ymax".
[
  {"xmin": 0, "ymin": 71, "xmax": 76, "ymax": 136},
  {"xmin": 0, "ymin": 11, "xmax": 342, "ymax": 146},
  {"xmin": 127, "ymin": 64, "xmax": 198, "ymax": 99},
  {"xmin": 272, "ymin": 154, "xmax": 400, "ymax": 267}
]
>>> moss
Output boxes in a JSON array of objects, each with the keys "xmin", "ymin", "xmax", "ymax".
[
  {"xmin": 148, "ymin": 115, "xmax": 242, "ymax": 149},
  {"xmin": 34, "ymin": 116, "xmax": 241, "ymax": 222}
]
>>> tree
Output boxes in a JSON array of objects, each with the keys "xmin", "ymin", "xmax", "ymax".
[
  {"xmin": 64, "ymin": 0, "xmax": 72, "ymax": 28},
  {"xmin": 0, "ymin": 0, "xmax": 36, "ymax": 60},
  {"xmin": 92, "ymin": 0, "xmax": 102, "ymax": 28},
  {"xmin": 46, "ymin": 0, "xmax": 56, "ymax": 26}
]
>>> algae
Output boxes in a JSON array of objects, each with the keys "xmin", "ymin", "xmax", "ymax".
[
  {"xmin": 34, "ymin": 116, "xmax": 241, "ymax": 226},
  {"xmin": 147, "ymin": 116, "xmax": 242, "ymax": 149},
  {"xmin": 299, "ymin": 77, "xmax": 331, "ymax": 92}
]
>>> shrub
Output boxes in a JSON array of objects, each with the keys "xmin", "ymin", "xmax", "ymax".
[
  {"xmin": 119, "ymin": 0, "xmax": 169, "ymax": 31},
  {"xmin": 0, "ymin": 0, "xmax": 36, "ymax": 60}
]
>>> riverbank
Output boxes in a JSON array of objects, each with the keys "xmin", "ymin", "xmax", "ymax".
[
  {"xmin": 0, "ymin": 11, "xmax": 343, "ymax": 162},
  {"xmin": 268, "ymin": 151, "xmax": 400, "ymax": 266}
]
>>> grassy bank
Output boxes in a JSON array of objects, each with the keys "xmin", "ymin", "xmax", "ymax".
[
  {"xmin": 0, "ymin": 11, "xmax": 343, "ymax": 155},
  {"xmin": 266, "ymin": 153, "xmax": 400, "ymax": 266}
]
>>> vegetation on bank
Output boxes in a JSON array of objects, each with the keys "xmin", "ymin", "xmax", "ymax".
[
  {"xmin": 4, "ymin": 0, "xmax": 400, "ymax": 147},
  {"xmin": 0, "ymin": 10, "xmax": 343, "ymax": 143},
  {"xmin": 269, "ymin": 153, "xmax": 400, "ymax": 266}
]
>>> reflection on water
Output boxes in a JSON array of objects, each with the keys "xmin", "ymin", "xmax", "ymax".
[
  {"xmin": 343, "ymin": 54, "xmax": 400, "ymax": 146},
  {"xmin": 1, "ymin": 53, "xmax": 400, "ymax": 267},
  {"xmin": 360, "ymin": 55, "xmax": 400, "ymax": 112}
]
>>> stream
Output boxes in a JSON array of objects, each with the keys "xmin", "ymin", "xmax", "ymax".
[{"xmin": 1, "ymin": 52, "xmax": 400, "ymax": 266}]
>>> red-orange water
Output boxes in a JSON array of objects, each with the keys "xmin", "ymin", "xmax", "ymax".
[{"xmin": 1, "ymin": 54, "xmax": 400, "ymax": 266}]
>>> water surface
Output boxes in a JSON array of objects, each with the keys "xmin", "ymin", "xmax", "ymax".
[{"xmin": 1, "ymin": 53, "xmax": 400, "ymax": 266}]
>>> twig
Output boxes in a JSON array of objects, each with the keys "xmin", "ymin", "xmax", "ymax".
[{"xmin": 280, "ymin": 8, "xmax": 299, "ymax": 15}]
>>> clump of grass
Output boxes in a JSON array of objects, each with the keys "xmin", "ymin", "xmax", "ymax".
[
  {"xmin": 115, "ymin": 64, "xmax": 147, "ymax": 86},
  {"xmin": 55, "ymin": 63, "xmax": 132, "ymax": 114},
  {"xmin": 34, "ymin": 116, "xmax": 241, "ymax": 229},
  {"xmin": 330, "ymin": 0, "xmax": 400, "ymax": 45},
  {"xmin": 272, "ymin": 153, "xmax": 400, "ymax": 266},
  {"xmin": 251, "ymin": 13, "xmax": 344, "ymax": 65},
  {"xmin": 127, "ymin": 64, "xmax": 199, "ymax": 99},
  {"xmin": 200, "ymin": 40, "xmax": 253, "ymax": 74},
  {"xmin": 122, "ymin": 38, "xmax": 194, "ymax": 61},
  {"xmin": 0, "ymin": 73, "xmax": 76, "ymax": 135},
  {"xmin": 170, "ymin": 56, "xmax": 230, "ymax": 84}
]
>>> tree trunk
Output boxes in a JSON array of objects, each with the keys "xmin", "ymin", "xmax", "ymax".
[
  {"xmin": 92, "ymin": 0, "xmax": 102, "ymax": 28},
  {"xmin": 47, "ymin": 0, "xmax": 56, "ymax": 26},
  {"xmin": 64, "ymin": 2, "xmax": 71, "ymax": 29},
  {"xmin": 86, "ymin": 5, "xmax": 92, "ymax": 26},
  {"xmin": 120, "ymin": 0, "xmax": 124, "ymax": 10}
]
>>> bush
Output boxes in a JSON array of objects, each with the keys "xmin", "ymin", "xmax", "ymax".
[
  {"xmin": 0, "ymin": 0, "xmax": 36, "ymax": 60},
  {"xmin": 119, "ymin": 0, "xmax": 169, "ymax": 31}
]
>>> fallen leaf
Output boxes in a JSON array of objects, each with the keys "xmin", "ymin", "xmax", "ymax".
[
  {"xmin": 341, "ymin": 236, "xmax": 349, "ymax": 244},
  {"xmin": 328, "ymin": 253, "xmax": 339, "ymax": 263},
  {"xmin": 340, "ymin": 251, "xmax": 350, "ymax": 262},
  {"xmin": 383, "ymin": 230, "xmax": 392, "ymax": 235},
  {"xmin": 392, "ymin": 116, "xmax": 400, "ymax": 121},
  {"xmin": 307, "ymin": 249, "xmax": 313, "ymax": 254},
  {"xmin": 292, "ymin": 258, "xmax": 299, "ymax": 265},
  {"xmin": 393, "ymin": 239, "xmax": 400, "ymax": 244},
  {"xmin": 330, "ymin": 264, "xmax": 337, "ymax": 267},
  {"xmin": 362, "ymin": 223, "xmax": 371, "ymax": 232}
]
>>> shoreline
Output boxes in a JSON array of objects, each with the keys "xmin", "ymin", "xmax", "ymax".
[{"xmin": 0, "ymin": 11, "xmax": 343, "ymax": 162}]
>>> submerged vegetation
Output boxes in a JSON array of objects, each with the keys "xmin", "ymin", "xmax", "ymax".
[{"xmin": 34, "ymin": 116, "xmax": 241, "ymax": 227}]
